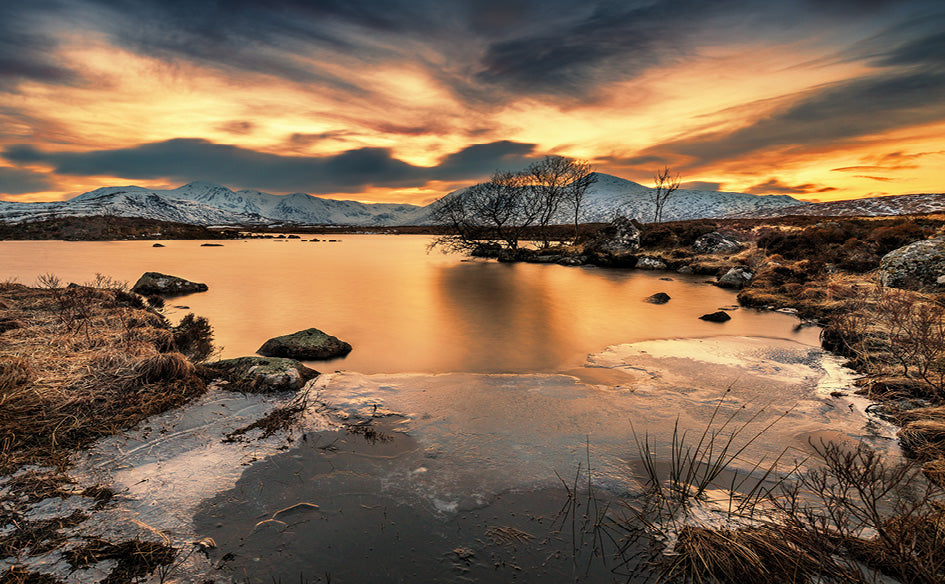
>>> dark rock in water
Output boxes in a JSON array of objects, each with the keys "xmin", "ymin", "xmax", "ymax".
[
  {"xmin": 201, "ymin": 243, "xmax": 223, "ymax": 247},
  {"xmin": 206, "ymin": 356, "xmax": 318, "ymax": 392},
  {"xmin": 287, "ymin": 235, "xmax": 301, "ymax": 239},
  {"xmin": 258, "ymin": 327, "xmax": 352, "ymax": 360},
  {"xmin": 716, "ymin": 267, "xmax": 753, "ymax": 289},
  {"xmin": 645, "ymin": 292, "xmax": 671, "ymax": 304},
  {"xmin": 700, "ymin": 311, "xmax": 732, "ymax": 322},
  {"xmin": 132, "ymin": 272, "xmax": 208, "ymax": 296},
  {"xmin": 879, "ymin": 238, "xmax": 945, "ymax": 291},
  {"xmin": 557, "ymin": 256, "xmax": 586, "ymax": 266},
  {"xmin": 677, "ymin": 265, "xmax": 694, "ymax": 274},
  {"xmin": 693, "ymin": 232, "xmax": 742, "ymax": 254},
  {"xmin": 152, "ymin": 243, "xmax": 165, "ymax": 247}
]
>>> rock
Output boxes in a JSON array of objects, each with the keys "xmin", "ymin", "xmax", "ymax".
[
  {"xmin": 716, "ymin": 267, "xmax": 753, "ymax": 289},
  {"xmin": 879, "ymin": 238, "xmax": 945, "ymax": 290},
  {"xmin": 131, "ymin": 272, "xmax": 208, "ymax": 296},
  {"xmin": 645, "ymin": 292, "xmax": 671, "ymax": 304},
  {"xmin": 287, "ymin": 235, "xmax": 301, "ymax": 239},
  {"xmin": 636, "ymin": 256, "xmax": 667, "ymax": 270},
  {"xmin": 659, "ymin": 277, "xmax": 674, "ymax": 281},
  {"xmin": 258, "ymin": 327, "xmax": 352, "ymax": 360},
  {"xmin": 677, "ymin": 265, "xmax": 694, "ymax": 274},
  {"xmin": 693, "ymin": 232, "xmax": 742, "ymax": 254},
  {"xmin": 557, "ymin": 256, "xmax": 586, "ymax": 266},
  {"xmin": 528, "ymin": 254, "xmax": 563, "ymax": 264},
  {"xmin": 201, "ymin": 243, "xmax": 223, "ymax": 247},
  {"xmin": 700, "ymin": 311, "xmax": 732, "ymax": 322},
  {"xmin": 207, "ymin": 356, "xmax": 318, "ymax": 392},
  {"xmin": 152, "ymin": 243, "xmax": 165, "ymax": 247},
  {"xmin": 583, "ymin": 216, "xmax": 641, "ymax": 255}
]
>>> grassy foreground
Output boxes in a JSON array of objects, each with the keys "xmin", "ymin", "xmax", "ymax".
[{"xmin": 0, "ymin": 277, "xmax": 216, "ymax": 583}]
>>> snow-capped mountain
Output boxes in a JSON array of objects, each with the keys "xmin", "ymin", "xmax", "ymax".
[
  {"xmin": 576, "ymin": 173, "xmax": 801, "ymax": 222},
  {"xmin": 412, "ymin": 173, "xmax": 802, "ymax": 224},
  {"xmin": 0, "ymin": 174, "xmax": 804, "ymax": 227},
  {"xmin": 0, "ymin": 190, "xmax": 267, "ymax": 225},
  {"xmin": 729, "ymin": 192, "xmax": 945, "ymax": 218},
  {"xmin": 1, "ymin": 182, "xmax": 425, "ymax": 226}
]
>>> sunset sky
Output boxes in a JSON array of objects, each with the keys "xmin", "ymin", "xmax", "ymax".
[{"xmin": 1, "ymin": 0, "xmax": 942, "ymax": 205}]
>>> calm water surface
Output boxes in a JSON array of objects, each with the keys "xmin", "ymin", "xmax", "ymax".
[
  {"xmin": 0, "ymin": 235, "xmax": 818, "ymax": 372},
  {"xmin": 6, "ymin": 236, "xmax": 897, "ymax": 583}
]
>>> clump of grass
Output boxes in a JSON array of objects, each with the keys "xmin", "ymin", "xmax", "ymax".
[
  {"xmin": 0, "ymin": 356, "xmax": 34, "ymax": 393},
  {"xmin": 64, "ymin": 537, "xmax": 177, "ymax": 584},
  {"xmin": 0, "ymin": 280, "xmax": 212, "ymax": 470},
  {"xmin": 615, "ymin": 407, "xmax": 945, "ymax": 584}
]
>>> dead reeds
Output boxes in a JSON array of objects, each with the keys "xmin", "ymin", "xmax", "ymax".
[{"xmin": 0, "ymin": 281, "xmax": 211, "ymax": 471}]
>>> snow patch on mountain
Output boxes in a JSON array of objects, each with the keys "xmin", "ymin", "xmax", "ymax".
[{"xmin": 729, "ymin": 192, "xmax": 945, "ymax": 218}]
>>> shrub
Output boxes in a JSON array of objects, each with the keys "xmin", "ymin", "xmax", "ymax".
[{"xmin": 172, "ymin": 313, "xmax": 214, "ymax": 362}]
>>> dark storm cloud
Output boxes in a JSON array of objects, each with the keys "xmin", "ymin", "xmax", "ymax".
[
  {"xmin": 0, "ymin": 166, "xmax": 55, "ymax": 195},
  {"xmin": 634, "ymin": 63, "xmax": 945, "ymax": 171},
  {"xmin": 2, "ymin": 138, "xmax": 540, "ymax": 194},
  {"xmin": 0, "ymin": 1, "xmax": 80, "ymax": 92},
  {"xmin": 746, "ymin": 179, "xmax": 837, "ymax": 195}
]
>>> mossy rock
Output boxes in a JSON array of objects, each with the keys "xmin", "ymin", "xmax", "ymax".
[
  {"xmin": 207, "ymin": 356, "xmax": 318, "ymax": 392},
  {"xmin": 258, "ymin": 328, "xmax": 352, "ymax": 361}
]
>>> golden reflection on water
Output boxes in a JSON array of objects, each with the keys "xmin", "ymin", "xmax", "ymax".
[{"xmin": 0, "ymin": 236, "xmax": 820, "ymax": 373}]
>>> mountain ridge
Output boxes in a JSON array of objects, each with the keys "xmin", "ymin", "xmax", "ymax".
[{"xmin": 0, "ymin": 174, "xmax": 827, "ymax": 226}]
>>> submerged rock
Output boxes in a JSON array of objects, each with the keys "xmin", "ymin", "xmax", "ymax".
[
  {"xmin": 131, "ymin": 272, "xmax": 208, "ymax": 296},
  {"xmin": 152, "ymin": 243, "xmax": 165, "ymax": 248},
  {"xmin": 693, "ymin": 232, "xmax": 741, "ymax": 254},
  {"xmin": 207, "ymin": 356, "xmax": 318, "ymax": 392},
  {"xmin": 700, "ymin": 311, "xmax": 732, "ymax": 322},
  {"xmin": 716, "ymin": 267, "xmax": 753, "ymax": 289},
  {"xmin": 879, "ymin": 238, "xmax": 944, "ymax": 290},
  {"xmin": 258, "ymin": 328, "xmax": 352, "ymax": 360},
  {"xmin": 645, "ymin": 292, "xmax": 671, "ymax": 304}
]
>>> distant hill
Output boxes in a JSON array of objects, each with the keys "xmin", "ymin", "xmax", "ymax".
[
  {"xmin": 415, "ymin": 173, "xmax": 802, "ymax": 224},
  {"xmin": 728, "ymin": 192, "xmax": 945, "ymax": 218},
  {"xmin": 0, "ymin": 174, "xmax": 807, "ymax": 227}
]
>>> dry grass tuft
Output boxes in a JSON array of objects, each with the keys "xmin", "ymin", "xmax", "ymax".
[
  {"xmin": 899, "ymin": 419, "xmax": 945, "ymax": 459},
  {"xmin": 0, "ymin": 283, "xmax": 211, "ymax": 471},
  {"xmin": 665, "ymin": 525, "xmax": 823, "ymax": 583},
  {"xmin": 0, "ymin": 356, "xmax": 34, "ymax": 393},
  {"xmin": 133, "ymin": 352, "xmax": 194, "ymax": 383}
]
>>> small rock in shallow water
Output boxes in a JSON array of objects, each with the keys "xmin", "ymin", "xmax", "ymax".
[
  {"xmin": 699, "ymin": 311, "xmax": 731, "ymax": 322},
  {"xmin": 644, "ymin": 292, "xmax": 671, "ymax": 304},
  {"xmin": 258, "ymin": 328, "xmax": 352, "ymax": 361},
  {"xmin": 131, "ymin": 272, "xmax": 207, "ymax": 296}
]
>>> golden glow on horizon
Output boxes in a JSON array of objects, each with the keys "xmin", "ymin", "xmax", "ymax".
[{"xmin": 1, "ymin": 31, "xmax": 942, "ymax": 204}]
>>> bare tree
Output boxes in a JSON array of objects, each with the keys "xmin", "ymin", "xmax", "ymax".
[
  {"xmin": 430, "ymin": 155, "xmax": 595, "ymax": 253},
  {"xmin": 524, "ymin": 156, "xmax": 596, "ymax": 247},
  {"xmin": 651, "ymin": 166, "xmax": 680, "ymax": 224}
]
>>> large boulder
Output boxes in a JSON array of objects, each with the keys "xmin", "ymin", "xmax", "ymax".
[
  {"xmin": 584, "ymin": 216, "xmax": 641, "ymax": 255},
  {"xmin": 132, "ymin": 272, "xmax": 208, "ymax": 296},
  {"xmin": 879, "ymin": 238, "xmax": 945, "ymax": 291},
  {"xmin": 207, "ymin": 356, "xmax": 318, "ymax": 392},
  {"xmin": 716, "ymin": 267, "xmax": 753, "ymax": 289},
  {"xmin": 258, "ymin": 328, "xmax": 352, "ymax": 360},
  {"xmin": 693, "ymin": 232, "xmax": 742, "ymax": 255}
]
